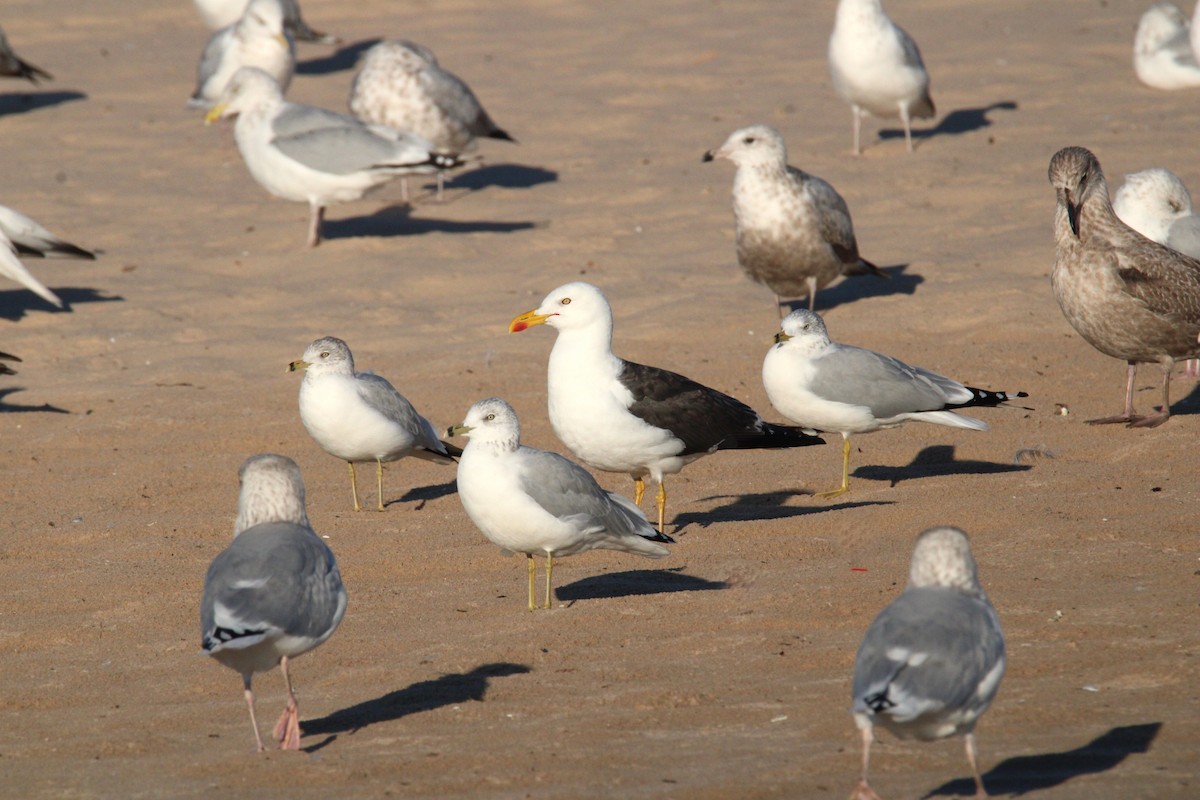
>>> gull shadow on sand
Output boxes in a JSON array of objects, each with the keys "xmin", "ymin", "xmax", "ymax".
[
  {"xmin": 671, "ymin": 490, "xmax": 893, "ymax": 533},
  {"xmin": 852, "ymin": 445, "xmax": 1031, "ymax": 488},
  {"xmin": 0, "ymin": 287, "xmax": 124, "ymax": 322},
  {"xmin": 794, "ymin": 263, "xmax": 922, "ymax": 313},
  {"xmin": 0, "ymin": 90, "xmax": 87, "ymax": 117},
  {"xmin": 0, "ymin": 387, "xmax": 69, "ymax": 414},
  {"xmin": 1163, "ymin": 378, "xmax": 1200, "ymax": 418},
  {"xmin": 392, "ymin": 479, "xmax": 458, "ymax": 509},
  {"xmin": 300, "ymin": 662, "xmax": 530, "ymax": 750},
  {"xmin": 444, "ymin": 163, "xmax": 559, "ymax": 192},
  {"xmin": 556, "ymin": 567, "xmax": 727, "ymax": 602},
  {"xmin": 879, "ymin": 101, "xmax": 1018, "ymax": 146},
  {"xmin": 296, "ymin": 38, "xmax": 381, "ymax": 75},
  {"xmin": 925, "ymin": 722, "xmax": 1162, "ymax": 797},
  {"xmin": 322, "ymin": 204, "xmax": 539, "ymax": 241}
]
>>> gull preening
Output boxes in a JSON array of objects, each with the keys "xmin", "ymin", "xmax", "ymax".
[
  {"xmin": 288, "ymin": 336, "xmax": 460, "ymax": 512},
  {"xmin": 1112, "ymin": 167, "xmax": 1200, "ymax": 258},
  {"xmin": 189, "ymin": 0, "xmax": 295, "ymax": 109},
  {"xmin": 1048, "ymin": 146, "xmax": 1200, "ymax": 426},
  {"xmin": 449, "ymin": 398, "xmax": 673, "ymax": 611},
  {"xmin": 509, "ymin": 282, "xmax": 824, "ymax": 533},
  {"xmin": 850, "ymin": 526, "xmax": 1005, "ymax": 800},
  {"xmin": 1133, "ymin": 2, "xmax": 1200, "ymax": 90},
  {"xmin": 204, "ymin": 67, "xmax": 462, "ymax": 247},
  {"xmin": 349, "ymin": 39, "xmax": 516, "ymax": 201},
  {"xmin": 762, "ymin": 309, "xmax": 1024, "ymax": 498},
  {"xmin": 193, "ymin": 0, "xmax": 337, "ymax": 43},
  {"xmin": 0, "ymin": 26, "xmax": 51, "ymax": 83},
  {"xmin": 828, "ymin": 0, "xmax": 935, "ymax": 154},
  {"xmin": 200, "ymin": 454, "xmax": 347, "ymax": 751},
  {"xmin": 704, "ymin": 124, "xmax": 882, "ymax": 314}
]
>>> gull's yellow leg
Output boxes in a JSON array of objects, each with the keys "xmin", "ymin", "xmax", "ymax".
[
  {"xmin": 375, "ymin": 458, "xmax": 386, "ymax": 512},
  {"xmin": 633, "ymin": 476, "xmax": 645, "ymax": 506},
  {"xmin": 544, "ymin": 553, "xmax": 554, "ymax": 609},
  {"xmin": 347, "ymin": 462, "xmax": 362, "ymax": 512},
  {"xmin": 817, "ymin": 437, "xmax": 851, "ymax": 499},
  {"xmin": 655, "ymin": 482, "xmax": 667, "ymax": 534},
  {"xmin": 526, "ymin": 554, "xmax": 536, "ymax": 612}
]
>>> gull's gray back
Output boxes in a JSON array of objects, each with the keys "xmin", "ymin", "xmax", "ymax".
[{"xmin": 809, "ymin": 344, "xmax": 969, "ymax": 417}]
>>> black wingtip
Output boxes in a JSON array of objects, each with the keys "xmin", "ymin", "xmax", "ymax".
[
  {"xmin": 489, "ymin": 128, "xmax": 517, "ymax": 143},
  {"xmin": 702, "ymin": 151, "xmax": 715, "ymax": 163},
  {"xmin": 18, "ymin": 59, "xmax": 52, "ymax": 83},
  {"xmin": 440, "ymin": 441, "xmax": 464, "ymax": 458},
  {"xmin": 646, "ymin": 529, "xmax": 676, "ymax": 544},
  {"xmin": 859, "ymin": 258, "xmax": 887, "ymax": 278},
  {"xmin": 955, "ymin": 387, "xmax": 1028, "ymax": 408}
]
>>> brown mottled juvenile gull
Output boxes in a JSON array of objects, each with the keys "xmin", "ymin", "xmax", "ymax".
[
  {"xmin": 704, "ymin": 124, "xmax": 883, "ymax": 314},
  {"xmin": 204, "ymin": 67, "xmax": 462, "ymax": 247},
  {"xmin": 0, "ymin": 26, "xmax": 50, "ymax": 83},
  {"xmin": 1133, "ymin": 2, "xmax": 1200, "ymax": 90},
  {"xmin": 288, "ymin": 336, "xmax": 460, "ymax": 512},
  {"xmin": 849, "ymin": 526, "xmax": 1005, "ymax": 800},
  {"xmin": 189, "ymin": 0, "xmax": 294, "ymax": 109},
  {"xmin": 200, "ymin": 454, "xmax": 347, "ymax": 752},
  {"xmin": 509, "ymin": 282, "xmax": 824, "ymax": 533},
  {"xmin": 762, "ymin": 309, "xmax": 1024, "ymax": 498},
  {"xmin": 1048, "ymin": 146, "xmax": 1200, "ymax": 427},
  {"xmin": 193, "ymin": 0, "xmax": 337, "ymax": 43},
  {"xmin": 349, "ymin": 39, "xmax": 515, "ymax": 201},
  {"xmin": 448, "ymin": 398, "xmax": 672, "ymax": 611},
  {"xmin": 828, "ymin": 0, "xmax": 935, "ymax": 154}
]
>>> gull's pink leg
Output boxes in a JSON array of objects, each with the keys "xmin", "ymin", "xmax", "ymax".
[
  {"xmin": 242, "ymin": 673, "xmax": 266, "ymax": 753},
  {"xmin": 272, "ymin": 656, "xmax": 302, "ymax": 750}
]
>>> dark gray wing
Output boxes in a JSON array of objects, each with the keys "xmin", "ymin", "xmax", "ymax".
[
  {"xmin": 852, "ymin": 587, "xmax": 1004, "ymax": 723},
  {"xmin": 200, "ymin": 522, "xmax": 345, "ymax": 650},
  {"xmin": 808, "ymin": 344, "xmax": 971, "ymax": 417},
  {"xmin": 420, "ymin": 64, "xmax": 512, "ymax": 140}
]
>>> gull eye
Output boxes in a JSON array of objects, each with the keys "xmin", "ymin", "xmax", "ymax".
[
  {"xmin": 320, "ymin": 351, "xmax": 330, "ymax": 359},
  {"xmin": 485, "ymin": 413, "xmax": 496, "ymax": 421},
  {"xmin": 560, "ymin": 297, "xmax": 571, "ymax": 306},
  {"xmin": 743, "ymin": 136, "xmax": 755, "ymax": 145}
]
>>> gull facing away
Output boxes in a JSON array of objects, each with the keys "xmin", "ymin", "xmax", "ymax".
[
  {"xmin": 1112, "ymin": 167, "xmax": 1200, "ymax": 258},
  {"xmin": 762, "ymin": 310, "xmax": 1025, "ymax": 498},
  {"xmin": 704, "ymin": 124, "xmax": 883, "ymax": 314},
  {"xmin": 1048, "ymin": 146, "xmax": 1200, "ymax": 426},
  {"xmin": 449, "ymin": 398, "xmax": 673, "ymax": 611},
  {"xmin": 193, "ymin": 0, "xmax": 337, "ymax": 43},
  {"xmin": 288, "ymin": 336, "xmax": 460, "ymax": 512},
  {"xmin": 0, "ymin": 204, "xmax": 95, "ymax": 260},
  {"xmin": 349, "ymin": 40, "xmax": 516, "ymax": 201},
  {"xmin": 189, "ymin": 0, "xmax": 295, "ymax": 109},
  {"xmin": 200, "ymin": 454, "xmax": 347, "ymax": 751},
  {"xmin": 1133, "ymin": 2, "xmax": 1200, "ymax": 89},
  {"xmin": 204, "ymin": 67, "xmax": 462, "ymax": 247},
  {"xmin": 828, "ymin": 0, "xmax": 935, "ymax": 154},
  {"xmin": 509, "ymin": 282, "xmax": 824, "ymax": 533},
  {"xmin": 0, "ymin": 26, "xmax": 51, "ymax": 83},
  {"xmin": 850, "ymin": 526, "xmax": 1004, "ymax": 800}
]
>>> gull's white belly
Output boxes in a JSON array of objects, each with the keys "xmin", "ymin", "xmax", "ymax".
[{"xmin": 299, "ymin": 374, "xmax": 417, "ymax": 462}]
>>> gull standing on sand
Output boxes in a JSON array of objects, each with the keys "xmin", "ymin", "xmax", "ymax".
[
  {"xmin": 762, "ymin": 309, "xmax": 1024, "ymax": 498},
  {"xmin": 829, "ymin": 0, "xmax": 935, "ymax": 154},
  {"xmin": 449, "ymin": 398, "xmax": 673, "ymax": 611},
  {"xmin": 193, "ymin": 0, "xmax": 337, "ymax": 43},
  {"xmin": 704, "ymin": 124, "xmax": 882, "ymax": 314},
  {"xmin": 200, "ymin": 454, "xmax": 347, "ymax": 752},
  {"xmin": 204, "ymin": 67, "xmax": 462, "ymax": 247},
  {"xmin": 1112, "ymin": 167, "xmax": 1200, "ymax": 258},
  {"xmin": 1133, "ymin": 3, "xmax": 1200, "ymax": 90},
  {"xmin": 189, "ymin": 0, "xmax": 294, "ymax": 109},
  {"xmin": 849, "ymin": 526, "xmax": 1004, "ymax": 800},
  {"xmin": 1048, "ymin": 146, "xmax": 1200, "ymax": 427},
  {"xmin": 0, "ymin": 26, "xmax": 50, "ymax": 83},
  {"xmin": 288, "ymin": 336, "xmax": 460, "ymax": 512},
  {"xmin": 509, "ymin": 282, "xmax": 824, "ymax": 533},
  {"xmin": 349, "ymin": 39, "xmax": 516, "ymax": 201}
]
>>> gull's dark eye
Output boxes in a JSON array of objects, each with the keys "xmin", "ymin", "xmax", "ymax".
[
  {"xmin": 561, "ymin": 297, "xmax": 571, "ymax": 305},
  {"xmin": 485, "ymin": 413, "xmax": 496, "ymax": 421},
  {"xmin": 743, "ymin": 136, "xmax": 755, "ymax": 145}
]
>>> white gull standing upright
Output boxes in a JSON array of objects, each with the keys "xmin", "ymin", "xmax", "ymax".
[
  {"xmin": 828, "ymin": 0, "xmax": 935, "ymax": 154},
  {"xmin": 1132, "ymin": 2, "xmax": 1200, "ymax": 90},
  {"xmin": 200, "ymin": 454, "xmax": 347, "ymax": 752},
  {"xmin": 762, "ymin": 309, "xmax": 1024, "ymax": 498},
  {"xmin": 449, "ymin": 398, "xmax": 672, "ymax": 611},
  {"xmin": 704, "ymin": 124, "xmax": 882, "ymax": 314},
  {"xmin": 189, "ymin": 0, "xmax": 295, "ymax": 109},
  {"xmin": 204, "ymin": 67, "xmax": 462, "ymax": 247},
  {"xmin": 849, "ymin": 526, "xmax": 1005, "ymax": 800},
  {"xmin": 509, "ymin": 282, "xmax": 824, "ymax": 533},
  {"xmin": 288, "ymin": 336, "xmax": 460, "ymax": 512}
]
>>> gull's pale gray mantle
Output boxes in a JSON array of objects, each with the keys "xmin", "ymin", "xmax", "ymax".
[
  {"xmin": 0, "ymin": 26, "xmax": 51, "ymax": 83},
  {"xmin": 509, "ymin": 282, "xmax": 824, "ymax": 533},
  {"xmin": 288, "ymin": 336, "xmax": 460, "ymax": 512},
  {"xmin": 850, "ymin": 526, "xmax": 1005, "ymax": 800},
  {"xmin": 0, "ymin": 204, "xmax": 95, "ymax": 260},
  {"xmin": 1049, "ymin": 146, "xmax": 1200, "ymax": 427},
  {"xmin": 449, "ymin": 398, "xmax": 672, "ymax": 611},
  {"xmin": 193, "ymin": 0, "xmax": 337, "ymax": 43},
  {"xmin": 704, "ymin": 125, "xmax": 883, "ymax": 314},
  {"xmin": 200, "ymin": 454, "xmax": 347, "ymax": 751}
]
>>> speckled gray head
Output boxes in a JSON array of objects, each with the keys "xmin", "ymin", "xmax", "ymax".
[
  {"xmin": 1048, "ymin": 146, "xmax": 1110, "ymax": 237},
  {"xmin": 234, "ymin": 453, "xmax": 310, "ymax": 534},
  {"xmin": 908, "ymin": 526, "xmax": 983, "ymax": 597}
]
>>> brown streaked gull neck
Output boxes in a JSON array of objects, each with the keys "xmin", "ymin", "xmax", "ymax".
[
  {"xmin": 704, "ymin": 124, "xmax": 883, "ymax": 316},
  {"xmin": 1048, "ymin": 145, "xmax": 1200, "ymax": 427}
]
